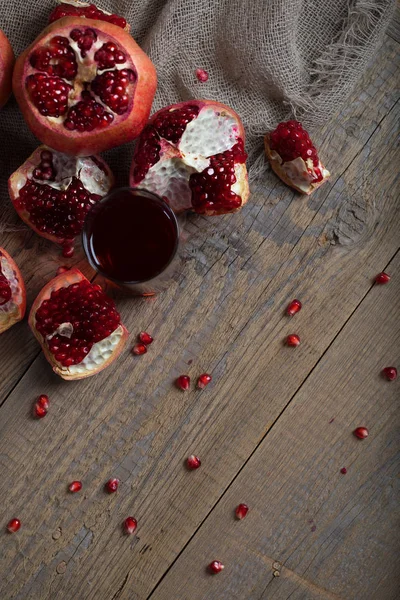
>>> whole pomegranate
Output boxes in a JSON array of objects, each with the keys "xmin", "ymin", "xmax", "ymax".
[
  {"xmin": 265, "ymin": 121, "xmax": 330, "ymax": 194},
  {"xmin": 12, "ymin": 16, "xmax": 157, "ymax": 156},
  {"xmin": 9, "ymin": 145, "xmax": 114, "ymax": 257},
  {"xmin": 0, "ymin": 248, "xmax": 26, "ymax": 334},
  {"xmin": 0, "ymin": 29, "xmax": 15, "ymax": 109},
  {"xmin": 130, "ymin": 100, "xmax": 250, "ymax": 216},
  {"xmin": 29, "ymin": 268, "xmax": 128, "ymax": 380},
  {"xmin": 49, "ymin": 1, "xmax": 130, "ymax": 31}
]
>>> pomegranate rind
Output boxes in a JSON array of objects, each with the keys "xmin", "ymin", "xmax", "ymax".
[
  {"xmin": 264, "ymin": 134, "xmax": 330, "ymax": 195},
  {"xmin": 0, "ymin": 248, "xmax": 26, "ymax": 334},
  {"xmin": 28, "ymin": 268, "xmax": 128, "ymax": 380},
  {"xmin": 0, "ymin": 29, "xmax": 15, "ymax": 109},
  {"xmin": 8, "ymin": 145, "xmax": 115, "ymax": 248},
  {"xmin": 130, "ymin": 99, "xmax": 250, "ymax": 216},
  {"xmin": 49, "ymin": 0, "xmax": 131, "ymax": 31},
  {"xmin": 13, "ymin": 17, "xmax": 157, "ymax": 156}
]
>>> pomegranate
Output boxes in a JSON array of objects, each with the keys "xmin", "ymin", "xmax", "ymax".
[
  {"xmin": 176, "ymin": 375, "xmax": 190, "ymax": 390},
  {"xmin": 286, "ymin": 334, "xmax": 300, "ymax": 347},
  {"xmin": 139, "ymin": 331, "xmax": 153, "ymax": 345},
  {"xmin": 265, "ymin": 121, "xmax": 330, "ymax": 194},
  {"xmin": 0, "ymin": 29, "xmax": 15, "ymax": 108},
  {"xmin": 13, "ymin": 17, "xmax": 157, "ymax": 156},
  {"xmin": 29, "ymin": 268, "xmax": 128, "ymax": 380},
  {"xmin": 353, "ymin": 427, "xmax": 369, "ymax": 439},
  {"xmin": 124, "ymin": 516, "xmax": 137, "ymax": 534},
  {"xmin": 375, "ymin": 272, "xmax": 390, "ymax": 284},
  {"xmin": 197, "ymin": 373, "xmax": 212, "ymax": 389},
  {"xmin": 68, "ymin": 480, "xmax": 82, "ymax": 492},
  {"xmin": 235, "ymin": 503, "xmax": 249, "ymax": 519},
  {"xmin": 186, "ymin": 455, "xmax": 201, "ymax": 470},
  {"xmin": 105, "ymin": 478, "xmax": 119, "ymax": 493},
  {"xmin": 382, "ymin": 367, "xmax": 397, "ymax": 381},
  {"xmin": 130, "ymin": 100, "xmax": 250, "ymax": 215},
  {"xmin": 9, "ymin": 146, "xmax": 114, "ymax": 256},
  {"xmin": 49, "ymin": 1, "xmax": 130, "ymax": 31},
  {"xmin": 132, "ymin": 343, "xmax": 147, "ymax": 355},
  {"xmin": 208, "ymin": 561, "xmax": 224, "ymax": 574},
  {"xmin": 7, "ymin": 518, "xmax": 21, "ymax": 533},
  {"xmin": 0, "ymin": 248, "xmax": 26, "ymax": 334}
]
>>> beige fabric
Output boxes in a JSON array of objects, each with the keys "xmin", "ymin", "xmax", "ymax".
[{"xmin": 0, "ymin": 0, "xmax": 395, "ymax": 232}]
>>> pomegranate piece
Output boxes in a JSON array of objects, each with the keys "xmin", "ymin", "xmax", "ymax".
[
  {"xmin": 7, "ymin": 518, "xmax": 21, "ymax": 533},
  {"xmin": 195, "ymin": 68, "xmax": 209, "ymax": 82},
  {"xmin": 375, "ymin": 272, "xmax": 391, "ymax": 284},
  {"xmin": 340, "ymin": 467, "xmax": 347, "ymax": 474},
  {"xmin": 29, "ymin": 268, "xmax": 128, "ymax": 380},
  {"xmin": 265, "ymin": 121, "xmax": 330, "ymax": 195},
  {"xmin": 176, "ymin": 375, "xmax": 190, "ymax": 391},
  {"xmin": 105, "ymin": 478, "xmax": 119, "ymax": 493},
  {"xmin": 132, "ymin": 343, "xmax": 147, "ymax": 356},
  {"xmin": 208, "ymin": 560, "xmax": 224, "ymax": 574},
  {"xmin": 68, "ymin": 480, "xmax": 82, "ymax": 492},
  {"xmin": 197, "ymin": 373, "xmax": 212, "ymax": 389},
  {"xmin": 353, "ymin": 427, "xmax": 369, "ymax": 440},
  {"xmin": 139, "ymin": 331, "xmax": 153, "ymax": 345},
  {"xmin": 286, "ymin": 299, "xmax": 302, "ymax": 316},
  {"xmin": 130, "ymin": 100, "xmax": 250, "ymax": 216},
  {"xmin": 49, "ymin": 1, "xmax": 129, "ymax": 31},
  {"xmin": 382, "ymin": 367, "xmax": 397, "ymax": 381},
  {"xmin": 286, "ymin": 334, "xmax": 300, "ymax": 347},
  {"xmin": 13, "ymin": 17, "xmax": 156, "ymax": 156},
  {"xmin": 186, "ymin": 455, "xmax": 201, "ymax": 470},
  {"xmin": 235, "ymin": 503, "xmax": 249, "ymax": 519},
  {"xmin": 0, "ymin": 248, "xmax": 26, "ymax": 335},
  {"xmin": 0, "ymin": 29, "xmax": 15, "ymax": 109},
  {"xmin": 124, "ymin": 516, "xmax": 137, "ymax": 534},
  {"xmin": 9, "ymin": 146, "xmax": 114, "ymax": 255}
]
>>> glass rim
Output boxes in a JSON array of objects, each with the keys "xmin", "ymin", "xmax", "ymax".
[{"xmin": 82, "ymin": 187, "xmax": 180, "ymax": 285}]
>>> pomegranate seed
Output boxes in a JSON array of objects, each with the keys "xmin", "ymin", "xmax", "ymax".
[
  {"xmin": 195, "ymin": 68, "xmax": 209, "ymax": 82},
  {"xmin": 208, "ymin": 560, "xmax": 224, "ymax": 574},
  {"xmin": 124, "ymin": 516, "xmax": 137, "ymax": 534},
  {"xmin": 56, "ymin": 265, "xmax": 70, "ymax": 276},
  {"xmin": 176, "ymin": 375, "xmax": 190, "ymax": 390},
  {"xmin": 353, "ymin": 427, "xmax": 369, "ymax": 440},
  {"xmin": 37, "ymin": 394, "xmax": 49, "ymax": 409},
  {"xmin": 382, "ymin": 367, "xmax": 397, "ymax": 381},
  {"xmin": 235, "ymin": 503, "xmax": 249, "ymax": 519},
  {"xmin": 68, "ymin": 480, "xmax": 82, "ymax": 493},
  {"xmin": 286, "ymin": 299, "xmax": 302, "ymax": 316},
  {"xmin": 139, "ymin": 331, "xmax": 153, "ymax": 345},
  {"xmin": 375, "ymin": 272, "xmax": 390, "ymax": 284},
  {"xmin": 197, "ymin": 373, "xmax": 212, "ymax": 389},
  {"xmin": 340, "ymin": 467, "xmax": 347, "ymax": 474},
  {"xmin": 286, "ymin": 334, "xmax": 300, "ymax": 346},
  {"xmin": 105, "ymin": 478, "xmax": 119, "ymax": 493},
  {"xmin": 7, "ymin": 518, "xmax": 21, "ymax": 533},
  {"xmin": 269, "ymin": 121, "xmax": 322, "ymax": 180},
  {"xmin": 49, "ymin": 4, "xmax": 127, "ymax": 29},
  {"xmin": 62, "ymin": 245, "xmax": 74, "ymax": 258},
  {"xmin": 186, "ymin": 455, "xmax": 201, "ymax": 470},
  {"xmin": 34, "ymin": 402, "xmax": 48, "ymax": 418},
  {"xmin": 132, "ymin": 343, "xmax": 147, "ymax": 356}
]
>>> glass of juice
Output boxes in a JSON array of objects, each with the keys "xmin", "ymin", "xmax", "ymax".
[{"xmin": 82, "ymin": 188, "xmax": 181, "ymax": 295}]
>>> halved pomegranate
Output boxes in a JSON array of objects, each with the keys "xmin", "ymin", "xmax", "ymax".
[
  {"xmin": 9, "ymin": 145, "xmax": 114, "ymax": 257},
  {"xmin": 0, "ymin": 248, "xmax": 26, "ymax": 334},
  {"xmin": 130, "ymin": 100, "xmax": 250, "ymax": 215},
  {"xmin": 29, "ymin": 269, "xmax": 128, "ymax": 380},
  {"xmin": 265, "ymin": 121, "xmax": 330, "ymax": 195},
  {"xmin": 49, "ymin": 1, "xmax": 130, "ymax": 31},
  {"xmin": 13, "ymin": 17, "xmax": 157, "ymax": 156},
  {"xmin": 0, "ymin": 29, "xmax": 15, "ymax": 108}
]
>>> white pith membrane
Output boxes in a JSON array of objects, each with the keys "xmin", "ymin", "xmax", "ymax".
[
  {"xmin": 138, "ymin": 106, "xmax": 246, "ymax": 212},
  {"xmin": 269, "ymin": 150, "xmax": 330, "ymax": 193},
  {"xmin": 0, "ymin": 254, "xmax": 23, "ymax": 328},
  {"xmin": 26, "ymin": 26, "xmax": 135, "ymax": 129}
]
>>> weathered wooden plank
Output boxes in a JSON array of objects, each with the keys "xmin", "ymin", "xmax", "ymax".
[
  {"xmin": 152, "ymin": 250, "xmax": 400, "ymax": 600},
  {"xmin": 387, "ymin": 1, "xmax": 400, "ymax": 43}
]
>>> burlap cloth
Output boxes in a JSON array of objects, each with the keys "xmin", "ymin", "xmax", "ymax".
[{"xmin": 0, "ymin": 0, "xmax": 395, "ymax": 233}]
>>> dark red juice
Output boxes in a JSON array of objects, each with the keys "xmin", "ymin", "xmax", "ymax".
[{"xmin": 85, "ymin": 190, "xmax": 178, "ymax": 282}]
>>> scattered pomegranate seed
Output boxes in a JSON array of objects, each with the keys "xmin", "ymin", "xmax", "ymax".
[
  {"xmin": 286, "ymin": 334, "xmax": 300, "ymax": 347},
  {"xmin": 197, "ymin": 373, "xmax": 212, "ymax": 389},
  {"xmin": 34, "ymin": 402, "xmax": 48, "ymax": 418},
  {"xmin": 68, "ymin": 480, "xmax": 82, "ymax": 493},
  {"xmin": 375, "ymin": 272, "xmax": 390, "ymax": 284},
  {"xmin": 132, "ymin": 343, "xmax": 147, "ymax": 356},
  {"xmin": 7, "ymin": 518, "xmax": 21, "ymax": 533},
  {"xmin": 105, "ymin": 478, "xmax": 119, "ymax": 493},
  {"xmin": 62, "ymin": 245, "xmax": 74, "ymax": 258},
  {"xmin": 176, "ymin": 375, "xmax": 190, "ymax": 390},
  {"xmin": 353, "ymin": 427, "xmax": 369, "ymax": 440},
  {"xmin": 235, "ymin": 503, "xmax": 249, "ymax": 519},
  {"xmin": 139, "ymin": 331, "xmax": 153, "ymax": 345},
  {"xmin": 382, "ymin": 367, "xmax": 397, "ymax": 381},
  {"xmin": 286, "ymin": 299, "xmax": 302, "ymax": 316},
  {"xmin": 195, "ymin": 68, "xmax": 209, "ymax": 82},
  {"xmin": 56, "ymin": 265, "xmax": 70, "ymax": 276},
  {"xmin": 37, "ymin": 394, "xmax": 49, "ymax": 409},
  {"xmin": 124, "ymin": 516, "xmax": 137, "ymax": 534},
  {"xmin": 340, "ymin": 467, "xmax": 347, "ymax": 474},
  {"xmin": 186, "ymin": 455, "xmax": 201, "ymax": 470},
  {"xmin": 208, "ymin": 560, "xmax": 224, "ymax": 574}
]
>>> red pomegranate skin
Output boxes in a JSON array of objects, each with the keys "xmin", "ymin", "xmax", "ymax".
[{"xmin": 0, "ymin": 29, "xmax": 15, "ymax": 108}]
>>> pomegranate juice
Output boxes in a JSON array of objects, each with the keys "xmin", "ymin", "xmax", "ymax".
[{"xmin": 85, "ymin": 189, "xmax": 178, "ymax": 282}]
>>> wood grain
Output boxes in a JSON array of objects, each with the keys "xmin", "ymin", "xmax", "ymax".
[{"xmin": 0, "ymin": 36, "xmax": 399, "ymax": 600}]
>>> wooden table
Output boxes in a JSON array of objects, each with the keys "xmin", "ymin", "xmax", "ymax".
[{"xmin": 1, "ymin": 22, "xmax": 399, "ymax": 600}]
